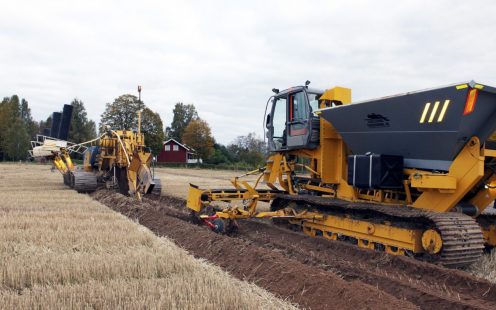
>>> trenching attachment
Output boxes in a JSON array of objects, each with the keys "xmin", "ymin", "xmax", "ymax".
[
  {"xmin": 197, "ymin": 214, "xmax": 239, "ymax": 234},
  {"xmin": 150, "ymin": 179, "xmax": 162, "ymax": 196},
  {"xmin": 206, "ymin": 216, "xmax": 225, "ymax": 234}
]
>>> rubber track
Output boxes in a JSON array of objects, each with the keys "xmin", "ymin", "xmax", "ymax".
[
  {"xmin": 426, "ymin": 212, "xmax": 484, "ymax": 268},
  {"xmin": 275, "ymin": 194, "xmax": 484, "ymax": 267},
  {"xmin": 72, "ymin": 171, "xmax": 98, "ymax": 193}
]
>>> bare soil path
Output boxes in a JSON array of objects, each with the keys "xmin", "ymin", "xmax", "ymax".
[
  {"xmin": 155, "ymin": 167, "xmax": 267, "ymax": 199},
  {"xmin": 92, "ymin": 190, "xmax": 496, "ymax": 310}
]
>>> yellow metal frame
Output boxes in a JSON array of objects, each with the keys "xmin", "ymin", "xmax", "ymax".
[
  {"xmin": 187, "ymin": 183, "xmax": 277, "ymax": 215},
  {"xmin": 482, "ymin": 225, "xmax": 496, "ymax": 246},
  {"xmin": 412, "ymin": 137, "xmax": 485, "ymax": 212},
  {"xmin": 295, "ymin": 213, "xmax": 424, "ymax": 254},
  {"xmin": 52, "ymin": 149, "xmax": 75, "ymax": 175},
  {"xmin": 96, "ymin": 129, "xmax": 154, "ymax": 199}
]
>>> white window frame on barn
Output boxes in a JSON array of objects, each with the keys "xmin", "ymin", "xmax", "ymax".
[
  {"xmin": 173, "ymin": 145, "xmax": 179, "ymax": 151},
  {"xmin": 165, "ymin": 145, "xmax": 170, "ymax": 151}
]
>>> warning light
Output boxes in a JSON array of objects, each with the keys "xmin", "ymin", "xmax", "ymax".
[{"xmin": 463, "ymin": 89, "xmax": 478, "ymax": 116}]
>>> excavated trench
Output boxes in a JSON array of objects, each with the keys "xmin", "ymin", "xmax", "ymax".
[{"xmin": 91, "ymin": 189, "xmax": 496, "ymax": 310}]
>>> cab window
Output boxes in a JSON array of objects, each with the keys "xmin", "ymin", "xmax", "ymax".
[
  {"xmin": 308, "ymin": 93, "xmax": 319, "ymax": 113},
  {"xmin": 272, "ymin": 97, "xmax": 287, "ymax": 143}
]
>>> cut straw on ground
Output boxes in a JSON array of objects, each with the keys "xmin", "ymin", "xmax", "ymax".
[{"xmin": 0, "ymin": 163, "xmax": 297, "ymax": 309}]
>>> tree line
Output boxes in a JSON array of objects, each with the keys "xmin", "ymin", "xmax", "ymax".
[
  {"xmin": 0, "ymin": 94, "xmax": 267, "ymax": 168},
  {"xmin": 0, "ymin": 96, "xmax": 97, "ymax": 161}
]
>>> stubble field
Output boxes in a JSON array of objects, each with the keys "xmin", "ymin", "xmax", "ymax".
[{"xmin": 0, "ymin": 163, "xmax": 295, "ymax": 309}]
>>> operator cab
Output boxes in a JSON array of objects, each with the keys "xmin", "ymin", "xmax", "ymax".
[{"xmin": 266, "ymin": 84, "xmax": 323, "ymax": 152}]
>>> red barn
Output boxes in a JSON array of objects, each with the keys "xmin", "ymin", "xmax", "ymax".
[{"xmin": 157, "ymin": 139, "xmax": 201, "ymax": 164}]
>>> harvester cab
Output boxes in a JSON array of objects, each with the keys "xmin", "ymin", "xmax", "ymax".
[{"xmin": 188, "ymin": 80, "xmax": 496, "ymax": 268}]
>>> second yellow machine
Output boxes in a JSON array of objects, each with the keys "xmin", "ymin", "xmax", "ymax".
[
  {"xmin": 188, "ymin": 80, "xmax": 496, "ymax": 268},
  {"xmin": 31, "ymin": 106, "xmax": 160, "ymax": 199}
]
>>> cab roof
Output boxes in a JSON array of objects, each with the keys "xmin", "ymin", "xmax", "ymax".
[{"xmin": 275, "ymin": 86, "xmax": 324, "ymax": 97}]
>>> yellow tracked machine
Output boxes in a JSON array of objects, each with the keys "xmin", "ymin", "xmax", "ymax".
[
  {"xmin": 30, "ymin": 105, "xmax": 160, "ymax": 199},
  {"xmin": 188, "ymin": 81, "xmax": 496, "ymax": 268}
]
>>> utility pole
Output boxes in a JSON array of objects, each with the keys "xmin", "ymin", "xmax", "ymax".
[{"xmin": 137, "ymin": 85, "xmax": 142, "ymax": 136}]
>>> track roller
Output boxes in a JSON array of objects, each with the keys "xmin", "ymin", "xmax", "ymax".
[{"xmin": 421, "ymin": 229, "xmax": 442, "ymax": 254}]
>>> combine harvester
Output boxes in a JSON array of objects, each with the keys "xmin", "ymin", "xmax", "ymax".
[
  {"xmin": 188, "ymin": 81, "xmax": 496, "ymax": 268},
  {"xmin": 30, "ymin": 105, "xmax": 160, "ymax": 199}
]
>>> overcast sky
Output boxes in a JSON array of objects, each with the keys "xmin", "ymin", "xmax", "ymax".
[{"xmin": 2, "ymin": 0, "xmax": 496, "ymax": 144}]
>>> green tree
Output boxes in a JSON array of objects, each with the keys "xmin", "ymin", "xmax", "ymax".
[
  {"xmin": 0, "ymin": 97, "xmax": 12, "ymax": 159},
  {"xmin": 100, "ymin": 94, "xmax": 141, "ymax": 131},
  {"xmin": 20, "ymin": 99, "xmax": 38, "ymax": 139},
  {"xmin": 0, "ymin": 95, "xmax": 32, "ymax": 161},
  {"xmin": 164, "ymin": 126, "xmax": 172, "ymax": 139},
  {"xmin": 182, "ymin": 119, "xmax": 214, "ymax": 161},
  {"xmin": 204, "ymin": 143, "xmax": 232, "ymax": 165},
  {"xmin": 38, "ymin": 115, "xmax": 52, "ymax": 135},
  {"xmin": 227, "ymin": 133, "xmax": 266, "ymax": 167},
  {"xmin": 169, "ymin": 102, "xmax": 198, "ymax": 141},
  {"xmin": 0, "ymin": 96, "xmax": 20, "ymax": 131},
  {"xmin": 68, "ymin": 98, "xmax": 97, "ymax": 144},
  {"xmin": 0, "ymin": 98, "xmax": 12, "ymax": 150},
  {"xmin": 100, "ymin": 94, "xmax": 164, "ymax": 154},
  {"xmin": 3, "ymin": 118, "xmax": 30, "ymax": 161},
  {"xmin": 141, "ymin": 107, "xmax": 165, "ymax": 155}
]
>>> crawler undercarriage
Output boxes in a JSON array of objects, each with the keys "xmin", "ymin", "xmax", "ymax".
[{"xmin": 188, "ymin": 175, "xmax": 491, "ymax": 268}]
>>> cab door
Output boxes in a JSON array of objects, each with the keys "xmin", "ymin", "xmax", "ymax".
[
  {"xmin": 266, "ymin": 95, "xmax": 288, "ymax": 152},
  {"xmin": 286, "ymin": 90, "xmax": 312, "ymax": 149}
]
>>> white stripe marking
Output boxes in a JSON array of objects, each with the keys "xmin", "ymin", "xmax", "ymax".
[{"xmin": 428, "ymin": 101, "xmax": 440, "ymax": 123}]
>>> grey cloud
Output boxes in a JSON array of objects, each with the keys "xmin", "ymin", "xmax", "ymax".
[{"xmin": 1, "ymin": 0, "xmax": 495, "ymax": 144}]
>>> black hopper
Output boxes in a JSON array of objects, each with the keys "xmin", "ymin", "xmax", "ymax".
[
  {"xmin": 50, "ymin": 112, "xmax": 62, "ymax": 139},
  {"xmin": 47, "ymin": 104, "xmax": 74, "ymax": 140},
  {"xmin": 58, "ymin": 104, "xmax": 74, "ymax": 140}
]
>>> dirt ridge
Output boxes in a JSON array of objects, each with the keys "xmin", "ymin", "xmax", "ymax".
[{"xmin": 92, "ymin": 190, "xmax": 496, "ymax": 309}]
